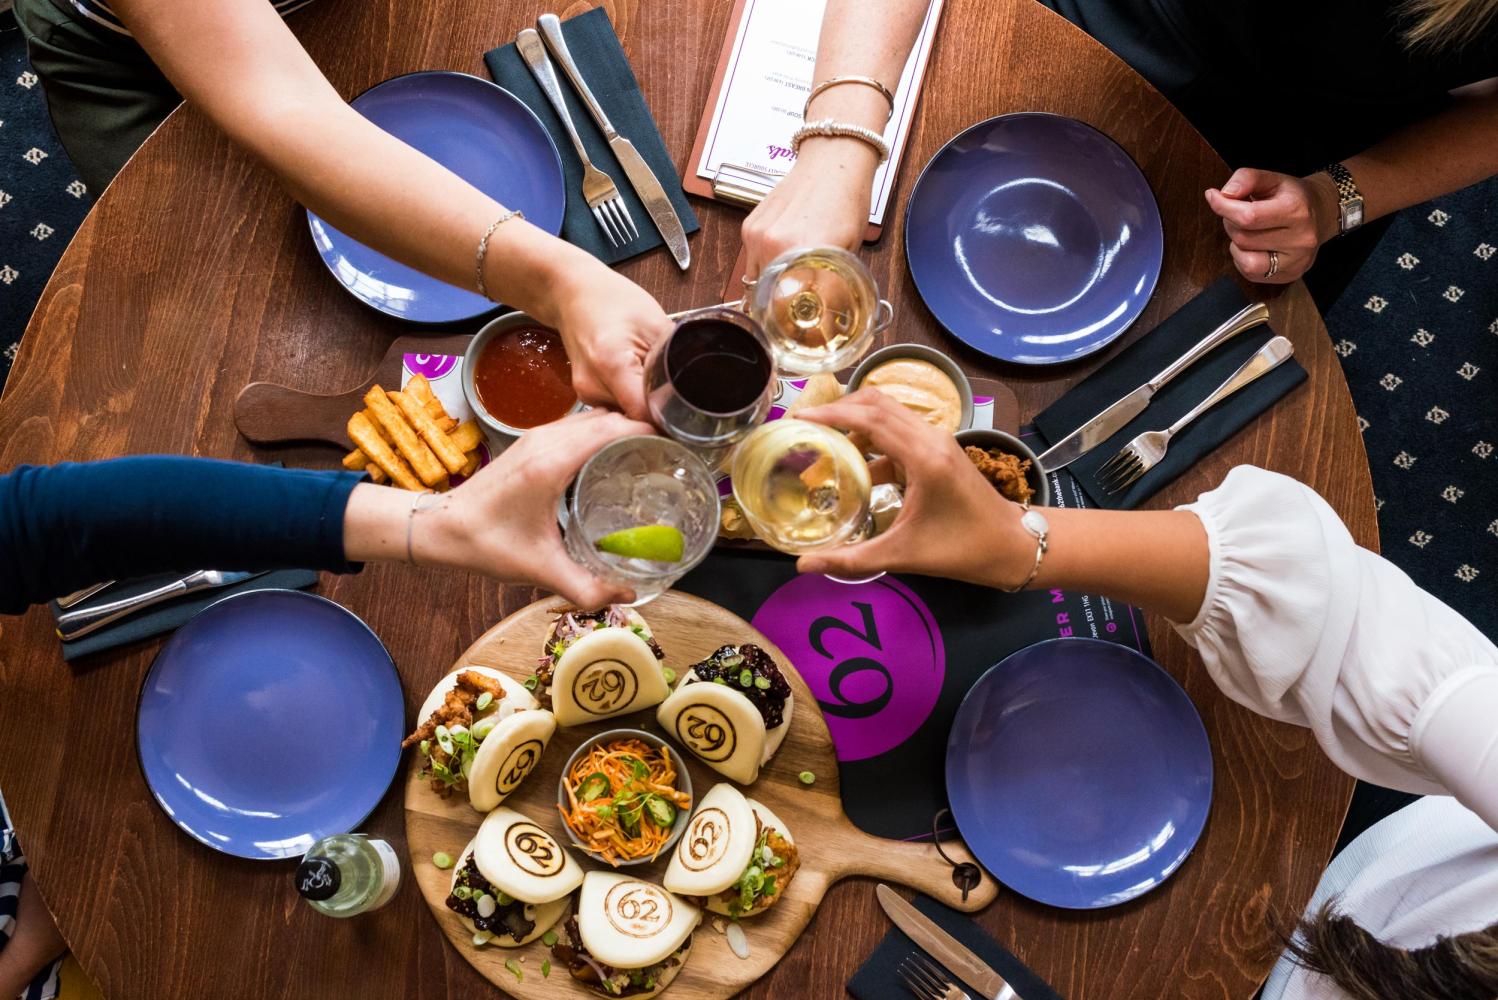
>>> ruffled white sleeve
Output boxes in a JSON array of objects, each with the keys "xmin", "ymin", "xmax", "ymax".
[{"xmin": 1173, "ymin": 466, "xmax": 1498, "ymax": 831}]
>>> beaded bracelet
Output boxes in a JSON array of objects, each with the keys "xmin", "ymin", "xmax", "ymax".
[
  {"xmin": 790, "ymin": 118, "xmax": 890, "ymax": 163},
  {"xmin": 475, "ymin": 208, "xmax": 524, "ymax": 300}
]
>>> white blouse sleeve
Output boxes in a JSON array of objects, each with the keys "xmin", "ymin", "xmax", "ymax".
[{"xmin": 1173, "ymin": 466, "xmax": 1498, "ymax": 831}]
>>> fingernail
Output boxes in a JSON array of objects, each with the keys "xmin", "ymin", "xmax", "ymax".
[{"xmin": 1223, "ymin": 183, "xmax": 1242, "ymax": 197}]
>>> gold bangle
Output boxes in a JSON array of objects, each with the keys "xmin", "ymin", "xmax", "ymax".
[
  {"xmin": 475, "ymin": 208, "xmax": 524, "ymax": 300},
  {"xmin": 803, "ymin": 75, "xmax": 895, "ymax": 123}
]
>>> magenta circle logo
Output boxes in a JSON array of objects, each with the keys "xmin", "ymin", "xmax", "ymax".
[
  {"xmin": 751, "ymin": 575, "xmax": 945, "ymax": 761},
  {"xmin": 403, "ymin": 353, "xmax": 458, "ymax": 380}
]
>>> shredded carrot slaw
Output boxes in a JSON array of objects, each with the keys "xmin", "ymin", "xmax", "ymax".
[{"xmin": 559, "ymin": 738, "xmax": 693, "ymax": 865}]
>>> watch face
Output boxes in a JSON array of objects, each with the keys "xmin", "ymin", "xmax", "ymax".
[{"xmin": 1341, "ymin": 198, "xmax": 1365, "ymax": 232}]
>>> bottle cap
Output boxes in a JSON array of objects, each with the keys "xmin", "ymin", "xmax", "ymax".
[{"xmin": 295, "ymin": 856, "xmax": 341, "ymax": 901}]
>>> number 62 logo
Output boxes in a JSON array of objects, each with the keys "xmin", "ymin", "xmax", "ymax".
[{"xmin": 752, "ymin": 575, "xmax": 945, "ymax": 761}]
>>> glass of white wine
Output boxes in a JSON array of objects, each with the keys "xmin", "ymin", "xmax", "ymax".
[
  {"xmin": 730, "ymin": 418, "xmax": 873, "ymax": 555},
  {"xmin": 744, "ymin": 246, "xmax": 892, "ymax": 376}
]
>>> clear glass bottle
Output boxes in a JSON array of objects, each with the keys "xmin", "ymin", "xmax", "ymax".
[{"xmin": 295, "ymin": 834, "xmax": 401, "ymax": 917}]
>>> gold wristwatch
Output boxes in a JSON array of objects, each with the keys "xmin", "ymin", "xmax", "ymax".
[{"xmin": 1322, "ymin": 162, "xmax": 1364, "ymax": 235}]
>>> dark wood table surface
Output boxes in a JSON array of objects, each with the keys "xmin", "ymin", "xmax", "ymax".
[{"xmin": 0, "ymin": 0, "xmax": 1377, "ymax": 997}]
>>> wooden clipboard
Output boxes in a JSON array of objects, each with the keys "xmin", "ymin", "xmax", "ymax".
[{"xmin": 684, "ymin": 0, "xmax": 944, "ymax": 243}]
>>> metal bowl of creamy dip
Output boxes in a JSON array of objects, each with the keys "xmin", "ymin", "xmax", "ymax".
[{"xmin": 848, "ymin": 343, "xmax": 974, "ymax": 432}]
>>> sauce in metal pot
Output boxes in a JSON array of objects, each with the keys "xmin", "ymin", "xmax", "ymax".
[{"xmin": 473, "ymin": 325, "xmax": 576, "ymax": 429}]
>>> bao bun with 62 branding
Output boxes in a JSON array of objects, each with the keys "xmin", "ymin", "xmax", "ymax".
[
  {"xmin": 538, "ymin": 606, "xmax": 672, "ymax": 727},
  {"xmin": 403, "ymin": 666, "xmax": 555, "ymax": 811},
  {"xmin": 550, "ymin": 871, "xmax": 699, "ymax": 998},
  {"xmin": 662, "ymin": 783, "xmax": 800, "ymax": 918},
  {"xmin": 445, "ymin": 807, "xmax": 583, "ymax": 947},
  {"xmin": 656, "ymin": 644, "xmax": 794, "ymax": 784}
]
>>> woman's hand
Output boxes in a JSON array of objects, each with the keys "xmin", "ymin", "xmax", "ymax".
[
  {"xmin": 346, "ymin": 410, "xmax": 655, "ymax": 606},
  {"xmin": 791, "ymin": 390, "xmax": 1034, "ymax": 587},
  {"xmin": 544, "ymin": 256, "xmax": 673, "ymax": 421},
  {"xmin": 740, "ymin": 140, "xmax": 878, "ymax": 279},
  {"xmin": 1205, "ymin": 168, "xmax": 1341, "ymax": 284}
]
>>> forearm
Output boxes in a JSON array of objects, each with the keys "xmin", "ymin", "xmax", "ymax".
[
  {"xmin": 1310, "ymin": 90, "xmax": 1498, "ymax": 237},
  {"xmin": 996, "ymin": 507, "xmax": 1210, "ymax": 624},
  {"xmin": 115, "ymin": 0, "xmax": 604, "ymax": 326},
  {"xmin": 795, "ymin": 0, "xmax": 931, "ymax": 173},
  {"xmin": 0, "ymin": 459, "xmax": 361, "ymax": 614}
]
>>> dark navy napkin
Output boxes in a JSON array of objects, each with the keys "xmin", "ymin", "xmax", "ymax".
[
  {"xmin": 848, "ymin": 893, "xmax": 1064, "ymax": 1000},
  {"xmin": 484, "ymin": 9, "xmax": 699, "ymax": 266},
  {"xmin": 51, "ymin": 570, "xmax": 320, "ymax": 663},
  {"xmin": 1032, "ymin": 278, "xmax": 1306, "ymax": 510}
]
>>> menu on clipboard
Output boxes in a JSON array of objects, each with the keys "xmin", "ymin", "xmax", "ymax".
[{"xmin": 685, "ymin": 0, "xmax": 944, "ymax": 236}]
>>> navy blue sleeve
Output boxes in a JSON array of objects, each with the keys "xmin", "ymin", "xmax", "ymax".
[{"xmin": 0, "ymin": 458, "xmax": 365, "ymax": 614}]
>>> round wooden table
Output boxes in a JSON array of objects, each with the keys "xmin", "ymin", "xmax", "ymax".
[{"xmin": 0, "ymin": 0, "xmax": 1376, "ymax": 997}]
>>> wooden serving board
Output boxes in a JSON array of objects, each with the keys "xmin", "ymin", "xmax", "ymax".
[
  {"xmin": 233, "ymin": 333, "xmax": 472, "ymax": 447},
  {"xmin": 405, "ymin": 592, "xmax": 997, "ymax": 999},
  {"xmin": 235, "ymin": 330, "xmax": 1021, "ymax": 453}
]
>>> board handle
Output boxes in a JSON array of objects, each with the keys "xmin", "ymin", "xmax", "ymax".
[
  {"xmin": 830, "ymin": 823, "xmax": 998, "ymax": 911},
  {"xmin": 234, "ymin": 381, "xmax": 361, "ymax": 447}
]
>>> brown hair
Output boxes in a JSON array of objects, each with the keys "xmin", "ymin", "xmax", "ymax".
[
  {"xmin": 1402, "ymin": 0, "xmax": 1498, "ymax": 51},
  {"xmin": 1286, "ymin": 900, "xmax": 1498, "ymax": 1000}
]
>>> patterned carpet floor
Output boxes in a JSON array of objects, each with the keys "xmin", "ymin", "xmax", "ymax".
[{"xmin": 0, "ymin": 11, "xmax": 1493, "ymax": 634}]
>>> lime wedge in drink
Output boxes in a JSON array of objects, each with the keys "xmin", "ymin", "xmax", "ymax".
[{"xmin": 594, "ymin": 525, "xmax": 685, "ymax": 563}]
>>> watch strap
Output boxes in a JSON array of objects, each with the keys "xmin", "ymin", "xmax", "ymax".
[{"xmin": 1322, "ymin": 162, "xmax": 1360, "ymax": 203}]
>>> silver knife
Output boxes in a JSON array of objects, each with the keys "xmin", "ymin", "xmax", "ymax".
[
  {"xmin": 1036, "ymin": 301, "xmax": 1271, "ymax": 474},
  {"xmin": 56, "ymin": 570, "xmax": 268, "ymax": 641},
  {"xmin": 536, "ymin": 13, "xmax": 691, "ymax": 270},
  {"xmin": 877, "ymin": 884, "xmax": 1022, "ymax": 1000}
]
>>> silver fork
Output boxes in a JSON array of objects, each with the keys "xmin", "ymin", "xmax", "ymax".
[
  {"xmin": 1097, "ymin": 335, "xmax": 1295, "ymax": 494},
  {"xmin": 898, "ymin": 953, "xmax": 972, "ymax": 1000},
  {"xmin": 515, "ymin": 28, "xmax": 638, "ymax": 247}
]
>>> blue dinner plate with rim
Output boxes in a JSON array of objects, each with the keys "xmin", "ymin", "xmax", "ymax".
[
  {"xmin": 945, "ymin": 637, "xmax": 1212, "ymax": 909},
  {"xmin": 136, "ymin": 589, "xmax": 404, "ymax": 860},
  {"xmin": 904, "ymin": 113, "xmax": 1163, "ymax": 366},
  {"xmin": 307, "ymin": 70, "xmax": 566, "ymax": 324}
]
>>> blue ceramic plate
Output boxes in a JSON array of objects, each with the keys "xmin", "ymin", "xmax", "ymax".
[
  {"xmin": 137, "ymin": 590, "xmax": 404, "ymax": 860},
  {"xmin": 905, "ymin": 113, "xmax": 1163, "ymax": 366},
  {"xmin": 308, "ymin": 71, "xmax": 566, "ymax": 324},
  {"xmin": 945, "ymin": 637, "xmax": 1212, "ymax": 908}
]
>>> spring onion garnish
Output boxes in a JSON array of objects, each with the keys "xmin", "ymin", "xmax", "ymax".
[
  {"xmin": 798, "ymin": 771, "xmax": 816, "ymax": 785},
  {"xmin": 475, "ymin": 691, "xmax": 493, "ymax": 712},
  {"xmin": 541, "ymin": 930, "xmax": 558, "ymax": 948},
  {"xmin": 663, "ymin": 666, "xmax": 677, "ymax": 685},
  {"xmin": 431, "ymin": 851, "xmax": 454, "ymax": 869},
  {"xmin": 523, "ymin": 674, "xmax": 540, "ymax": 691},
  {"xmin": 505, "ymin": 959, "xmax": 523, "ymax": 982},
  {"xmin": 541, "ymin": 959, "xmax": 552, "ymax": 978},
  {"xmin": 472, "ymin": 930, "xmax": 493, "ymax": 946}
]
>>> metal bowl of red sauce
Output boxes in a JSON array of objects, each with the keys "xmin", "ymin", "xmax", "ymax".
[{"xmin": 462, "ymin": 310, "xmax": 582, "ymax": 437}]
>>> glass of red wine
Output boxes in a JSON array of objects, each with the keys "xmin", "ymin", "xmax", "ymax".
[{"xmin": 644, "ymin": 307, "xmax": 776, "ymax": 460}]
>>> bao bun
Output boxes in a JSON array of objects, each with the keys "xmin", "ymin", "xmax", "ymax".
[
  {"xmin": 576, "ymin": 870, "xmax": 699, "ymax": 971},
  {"xmin": 662, "ymin": 783, "xmax": 759, "ymax": 897},
  {"xmin": 473, "ymin": 806, "xmax": 584, "ymax": 902},
  {"xmin": 656, "ymin": 666, "xmax": 794, "ymax": 785},
  {"xmin": 545, "ymin": 611, "xmax": 669, "ymax": 727},
  {"xmin": 416, "ymin": 666, "xmax": 537, "ymax": 726},
  {"xmin": 467, "ymin": 710, "xmax": 557, "ymax": 812},
  {"xmin": 662, "ymin": 784, "xmax": 797, "ymax": 918}
]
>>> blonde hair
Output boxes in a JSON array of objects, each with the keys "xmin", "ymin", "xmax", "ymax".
[{"xmin": 1402, "ymin": 0, "xmax": 1498, "ymax": 51}]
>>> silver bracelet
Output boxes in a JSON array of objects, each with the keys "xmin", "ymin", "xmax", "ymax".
[
  {"xmin": 790, "ymin": 118, "xmax": 890, "ymax": 163},
  {"xmin": 803, "ymin": 75, "xmax": 895, "ymax": 123},
  {"xmin": 405, "ymin": 491, "xmax": 442, "ymax": 566},
  {"xmin": 475, "ymin": 208, "xmax": 524, "ymax": 300},
  {"xmin": 1001, "ymin": 502, "xmax": 1050, "ymax": 593}
]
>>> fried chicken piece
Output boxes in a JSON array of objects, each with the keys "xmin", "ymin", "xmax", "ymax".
[
  {"xmin": 401, "ymin": 669, "xmax": 506, "ymax": 749},
  {"xmin": 964, "ymin": 445, "xmax": 1035, "ymax": 504}
]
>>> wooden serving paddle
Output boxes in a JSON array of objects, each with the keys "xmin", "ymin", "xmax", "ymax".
[
  {"xmin": 405, "ymin": 592, "xmax": 997, "ymax": 1000},
  {"xmin": 233, "ymin": 333, "xmax": 472, "ymax": 448}
]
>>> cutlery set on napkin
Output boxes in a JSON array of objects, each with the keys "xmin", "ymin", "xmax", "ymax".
[{"xmin": 486, "ymin": 8, "xmax": 698, "ymax": 268}]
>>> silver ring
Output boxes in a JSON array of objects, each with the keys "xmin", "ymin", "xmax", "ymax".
[
  {"xmin": 1264, "ymin": 250, "xmax": 1280, "ymax": 279},
  {"xmin": 741, "ymin": 274, "xmax": 758, "ymax": 287}
]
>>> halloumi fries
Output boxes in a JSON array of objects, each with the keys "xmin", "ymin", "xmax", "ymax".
[{"xmin": 341, "ymin": 377, "xmax": 485, "ymax": 493}]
